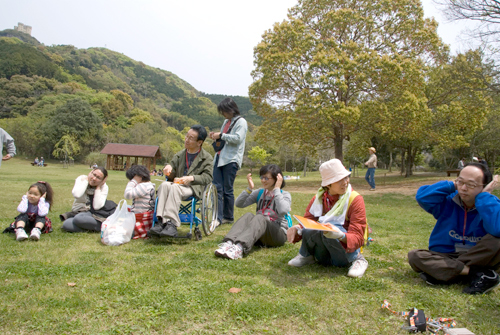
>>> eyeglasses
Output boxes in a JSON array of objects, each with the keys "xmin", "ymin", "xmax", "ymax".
[
  {"xmin": 455, "ymin": 178, "xmax": 483, "ymax": 190},
  {"xmin": 260, "ymin": 176, "xmax": 272, "ymax": 181},
  {"xmin": 91, "ymin": 171, "xmax": 103, "ymax": 180},
  {"xmin": 185, "ymin": 135, "xmax": 198, "ymax": 142}
]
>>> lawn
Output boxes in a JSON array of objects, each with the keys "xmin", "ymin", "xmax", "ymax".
[{"xmin": 0, "ymin": 158, "xmax": 499, "ymax": 334}]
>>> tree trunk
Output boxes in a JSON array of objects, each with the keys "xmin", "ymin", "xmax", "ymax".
[
  {"xmin": 405, "ymin": 145, "xmax": 412, "ymax": 177},
  {"xmin": 303, "ymin": 156, "xmax": 308, "ymax": 177},
  {"xmin": 400, "ymin": 148, "xmax": 405, "ymax": 175},
  {"xmin": 333, "ymin": 124, "xmax": 344, "ymax": 162},
  {"xmin": 388, "ymin": 149, "xmax": 393, "ymax": 173}
]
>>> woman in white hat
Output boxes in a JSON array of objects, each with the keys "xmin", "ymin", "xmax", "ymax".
[{"xmin": 287, "ymin": 159, "xmax": 369, "ymax": 278}]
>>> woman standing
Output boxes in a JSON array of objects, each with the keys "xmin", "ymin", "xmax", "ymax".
[
  {"xmin": 364, "ymin": 147, "xmax": 377, "ymax": 191},
  {"xmin": 209, "ymin": 98, "xmax": 248, "ymax": 225}
]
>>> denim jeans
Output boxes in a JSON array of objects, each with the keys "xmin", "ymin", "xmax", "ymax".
[
  {"xmin": 299, "ymin": 222, "xmax": 359, "ymax": 267},
  {"xmin": 213, "ymin": 155, "xmax": 239, "ymax": 222},
  {"xmin": 365, "ymin": 168, "xmax": 376, "ymax": 189}
]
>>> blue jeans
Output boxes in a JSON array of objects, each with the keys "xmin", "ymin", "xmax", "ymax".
[
  {"xmin": 213, "ymin": 155, "xmax": 239, "ymax": 222},
  {"xmin": 299, "ymin": 223, "xmax": 359, "ymax": 267},
  {"xmin": 365, "ymin": 168, "xmax": 376, "ymax": 189}
]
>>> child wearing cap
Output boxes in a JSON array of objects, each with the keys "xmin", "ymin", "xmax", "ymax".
[{"xmin": 287, "ymin": 159, "xmax": 369, "ymax": 278}]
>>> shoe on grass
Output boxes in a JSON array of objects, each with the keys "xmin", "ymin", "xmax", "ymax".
[
  {"xmin": 16, "ymin": 227, "xmax": 28, "ymax": 241},
  {"xmin": 419, "ymin": 272, "xmax": 447, "ymax": 285},
  {"xmin": 148, "ymin": 220, "xmax": 166, "ymax": 236},
  {"xmin": 463, "ymin": 268, "xmax": 500, "ymax": 295},
  {"xmin": 160, "ymin": 221, "xmax": 178, "ymax": 237},
  {"xmin": 288, "ymin": 254, "xmax": 316, "ymax": 267},
  {"xmin": 347, "ymin": 257, "xmax": 369, "ymax": 278},
  {"xmin": 30, "ymin": 227, "xmax": 41, "ymax": 241},
  {"xmin": 225, "ymin": 244, "xmax": 243, "ymax": 260},
  {"xmin": 221, "ymin": 218, "xmax": 234, "ymax": 225},
  {"xmin": 215, "ymin": 241, "xmax": 233, "ymax": 258}
]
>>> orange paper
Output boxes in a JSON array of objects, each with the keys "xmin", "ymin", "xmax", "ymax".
[{"xmin": 293, "ymin": 215, "xmax": 334, "ymax": 231}]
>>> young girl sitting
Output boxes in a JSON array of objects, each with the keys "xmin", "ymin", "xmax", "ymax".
[
  {"xmin": 14, "ymin": 181, "xmax": 54, "ymax": 241},
  {"xmin": 124, "ymin": 165, "xmax": 156, "ymax": 239}
]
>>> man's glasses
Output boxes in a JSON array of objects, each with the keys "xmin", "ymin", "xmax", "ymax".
[{"xmin": 455, "ymin": 178, "xmax": 483, "ymax": 190}]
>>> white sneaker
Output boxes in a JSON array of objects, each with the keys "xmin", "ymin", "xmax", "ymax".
[
  {"xmin": 30, "ymin": 227, "xmax": 41, "ymax": 241},
  {"xmin": 225, "ymin": 244, "xmax": 243, "ymax": 260},
  {"xmin": 288, "ymin": 254, "xmax": 316, "ymax": 267},
  {"xmin": 214, "ymin": 241, "xmax": 233, "ymax": 258},
  {"xmin": 16, "ymin": 228, "xmax": 28, "ymax": 241},
  {"xmin": 347, "ymin": 258, "xmax": 369, "ymax": 278}
]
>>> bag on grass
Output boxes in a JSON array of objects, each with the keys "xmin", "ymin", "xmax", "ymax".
[{"xmin": 101, "ymin": 200, "xmax": 135, "ymax": 246}]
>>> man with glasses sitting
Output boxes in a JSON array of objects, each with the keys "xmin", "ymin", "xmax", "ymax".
[
  {"xmin": 408, "ymin": 163, "xmax": 500, "ymax": 294},
  {"xmin": 149, "ymin": 125, "xmax": 213, "ymax": 238}
]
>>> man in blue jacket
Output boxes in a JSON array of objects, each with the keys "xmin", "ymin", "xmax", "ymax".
[{"xmin": 408, "ymin": 163, "xmax": 500, "ymax": 294}]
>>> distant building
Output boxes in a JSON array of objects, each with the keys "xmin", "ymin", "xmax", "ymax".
[{"xmin": 14, "ymin": 22, "xmax": 32, "ymax": 35}]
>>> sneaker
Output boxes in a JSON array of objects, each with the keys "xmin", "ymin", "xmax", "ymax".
[
  {"xmin": 419, "ymin": 272, "xmax": 446, "ymax": 286},
  {"xmin": 369, "ymin": 188, "xmax": 376, "ymax": 191},
  {"xmin": 148, "ymin": 220, "xmax": 166, "ymax": 236},
  {"xmin": 15, "ymin": 227, "xmax": 28, "ymax": 241},
  {"xmin": 347, "ymin": 257, "xmax": 369, "ymax": 278},
  {"xmin": 288, "ymin": 254, "xmax": 316, "ymax": 267},
  {"xmin": 214, "ymin": 241, "xmax": 233, "ymax": 258},
  {"xmin": 30, "ymin": 227, "xmax": 41, "ymax": 241},
  {"xmin": 160, "ymin": 221, "xmax": 178, "ymax": 237},
  {"xmin": 224, "ymin": 244, "xmax": 243, "ymax": 260},
  {"xmin": 221, "ymin": 218, "xmax": 234, "ymax": 225},
  {"xmin": 463, "ymin": 269, "xmax": 500, "ymax": 295}
]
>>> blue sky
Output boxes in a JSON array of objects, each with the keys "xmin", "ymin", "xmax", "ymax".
[{"xmin": 1, "ymin": 0, "xmax": 475, "ymax": 96}]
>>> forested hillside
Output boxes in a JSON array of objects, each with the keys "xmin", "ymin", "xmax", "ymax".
[{"xmin": 0, "ymin": 29, "xmax": 256, "ymax": 164}]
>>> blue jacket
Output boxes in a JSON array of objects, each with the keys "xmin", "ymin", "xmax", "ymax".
[{"xmin": 416, "ymin": 180, "xmax": 500, "ymax": 253}]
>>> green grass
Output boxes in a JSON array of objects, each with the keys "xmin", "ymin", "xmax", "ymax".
[{"xmin": 0, "ymin": 158, "xmax": 499, "ymax": 334}]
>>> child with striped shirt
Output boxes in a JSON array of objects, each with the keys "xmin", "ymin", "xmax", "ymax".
[{"xmin": 124, "ymin": 165, "xmax": 156, "ymax": 238}]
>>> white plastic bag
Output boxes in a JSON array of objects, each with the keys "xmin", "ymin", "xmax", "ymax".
[{"xmin": 101, "ymin": 200, "xmax": 135, "ymax": 246}]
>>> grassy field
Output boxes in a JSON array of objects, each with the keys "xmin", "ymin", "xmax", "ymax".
[{"xmin": 0, "ymin": 158, "xmax": 499, "ymax": 334}]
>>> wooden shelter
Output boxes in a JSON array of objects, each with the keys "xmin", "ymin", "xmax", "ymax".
[{"xmin": 100, "ymin": 143, "xmax": 161, "ymax": 171}]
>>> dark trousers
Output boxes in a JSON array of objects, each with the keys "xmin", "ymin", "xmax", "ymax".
[
  {"xmin": 408, "ymin": 234, "xmax": 500, "ymax": 281},
  {"xmin": 213, "ymin": 155, "xmax": 239, "ymax": 222},
  {"xmin": 223, "ymin": 213, "xmax": 286, "ymax": 254},
  {"xmin": 15, "ymin": 213, "xmax": 46, "ymax": 233}
]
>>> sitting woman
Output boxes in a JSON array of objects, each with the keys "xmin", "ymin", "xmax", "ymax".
[
  {"xmin": 62, "ymin": 167, "xmax": 111, "ymax": 232},
  {"xmin": 214, "ymin": 164, "xmax": 291, "ymax": 260},
  {"xmin": 287, "ymin": 159, "xmax": 369, "ymax": 278}
]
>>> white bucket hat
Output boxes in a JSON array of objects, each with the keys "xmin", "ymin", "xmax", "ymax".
[{"xmin": 319, "ymin": 159, "xmax": 351, "ymax": 187}]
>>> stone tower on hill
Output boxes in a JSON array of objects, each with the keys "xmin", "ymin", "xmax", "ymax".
[{"xmin": 14, "ymin": 22, "xmax": 32, "ymax": 35}]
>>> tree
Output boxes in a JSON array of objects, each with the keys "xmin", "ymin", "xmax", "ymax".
[
  {"xmin": 248, "ymin": 146, "xmax": 271, "ymax": 172},
  {"xmin": 250, "ymin": 0, "xmax": 445, "ymax": 162},
  {"xmin": 52, "ymin": 134, "xmax": 80, "ymax": 160},
  {"xmin": 40, "ymin": 98, "xmax": 103, "ymax": 158},
  {"xmin": 438, "ymin": 0, "xmax": 500, "ymax": 40}
]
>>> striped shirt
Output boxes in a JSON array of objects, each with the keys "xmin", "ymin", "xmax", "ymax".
[{"xmin": 124, "ymin": 180, "xmax": 155, "ymax": 213}]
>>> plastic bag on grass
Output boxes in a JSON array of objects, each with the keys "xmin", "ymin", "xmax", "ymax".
[{"xmin": 101, "ymin": 200, "xmax": 135, "ymax": 246}]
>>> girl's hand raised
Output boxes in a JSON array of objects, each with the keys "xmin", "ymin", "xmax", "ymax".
[
  {"xmin": 274, "ymin": 173, "xmax": 283, "ymax": 190},
  {"xmin": 247, "ymin": 173, "xmax": 254, "ymax": 190}
]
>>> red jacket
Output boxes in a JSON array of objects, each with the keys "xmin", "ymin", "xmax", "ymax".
[{"xmin": 304, "ymin": 191, "xmax": 366, "ymax": 253}]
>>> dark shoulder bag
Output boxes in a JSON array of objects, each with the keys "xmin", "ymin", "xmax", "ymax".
[{"xmin": 212, "ymin": 116, "xmax": 242, "ymax": 152}]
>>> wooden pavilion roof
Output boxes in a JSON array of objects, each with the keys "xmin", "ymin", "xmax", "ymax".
[{"xmin": 100, "ymin": 143, "xmax": 161, "ymax": 158}]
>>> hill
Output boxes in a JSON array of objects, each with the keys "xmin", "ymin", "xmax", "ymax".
[{"xmin": 0, "ymin": 30, "xmax": 258, "ymax": 163}]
